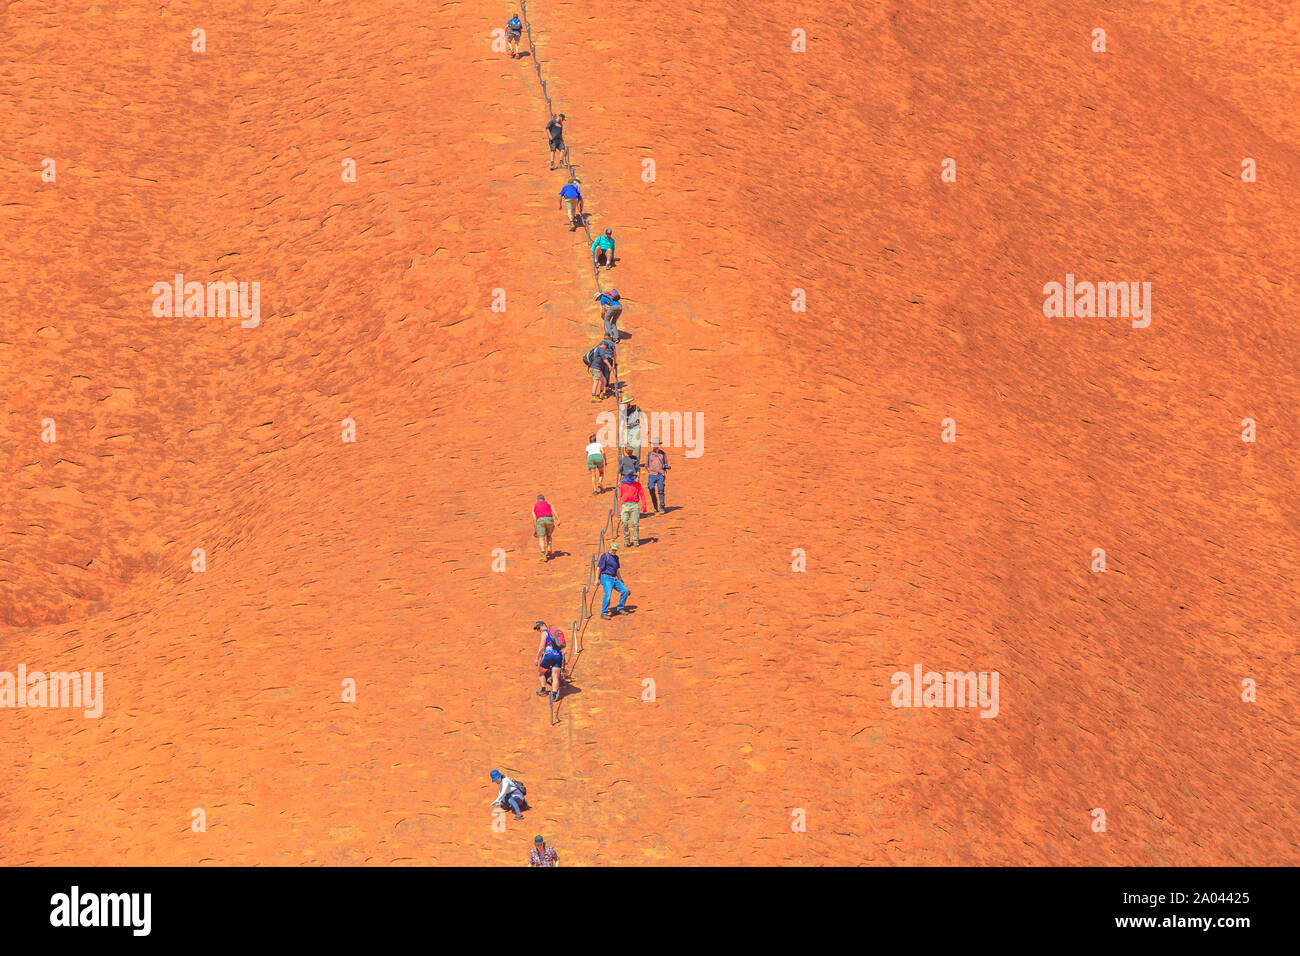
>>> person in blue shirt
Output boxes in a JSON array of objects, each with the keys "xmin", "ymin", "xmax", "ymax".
[
  {"xmin": 596, "ymin": 289, "xmax": 622, "ymax": 341},
  {"xmin": 506, "ymin": 15, "xmax": 523, "ymax": 58},
  {"xmin": 559, "ymin": 180, "xmax": 583, "ymax": 229},
  {"xmin": 597, "ymin": 542, "xmax": 630, "ymax": 618},
  {"xmin": 591, "ymin": 229, "xmax": 615, "ymax": 269}
]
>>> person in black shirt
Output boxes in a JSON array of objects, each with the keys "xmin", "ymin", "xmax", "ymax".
[
  {"xmin": 588, "ymin": 348, "xmax": 611, "ymax": 401},
  {"xmin": 546, "ymin": 114, "xmax": 566, "ymax": 169}
]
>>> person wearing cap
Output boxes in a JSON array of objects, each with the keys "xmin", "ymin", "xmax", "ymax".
[
  {"xmin": 529, "ymin": 834, "xmax": 559, "ymax": 867},
  {"xmin": 596, "ymin": 338, "xmax": 617, "ymax": 370},
  {"xmin": 546, "ymin": 114, "xmax": 567, "ymax": 170},
  {"xmin": 596, "ymin": 541, "xmax": 629, "ymax": 618},
  {"xmin": 587, "ymin": 339, "xmax": 614, "ymax": 402},
  {"xmin": 646, "ymin": 439, "xmax": 670, "ymax": 514},
  {"xmin": 591, "ymin": 229, "xmax": 616, "ymax": 270},
  {"xmin": 532, "ymin": 494, "xmax": 558, "ymax": 562},
  {"xmin": 533, "ymin": 621, "xmax": 564, "ymax": 699},
  {"xmin": 489, "ymin": 769, "xmax": 526, "ymax": 819},
  {"xmin": 618, "ymin": 446, "xmax": 639, "ymax": 482},
  {"xmin": 596, "ymin": 289, "xmax": 622, "ymax": 341},
  {"xmin": 559, "ymin": 179, "xmax": 583, "ymax": 230},
  {"xmin": 617, "ymin": 473, "xmax": 649, "ymax": 548},
  {"xmin": 598, "ymin": 339, "xmax": 618, "ymax": 386}
]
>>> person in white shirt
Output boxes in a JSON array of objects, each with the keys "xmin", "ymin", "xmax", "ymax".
[
  {"xmin": 585, "ymin": 434, "xmax": 606, "ymax": 495},
  {"xmin": 489, "ymin": 769, "xmax": 525, "ymax": 819}
]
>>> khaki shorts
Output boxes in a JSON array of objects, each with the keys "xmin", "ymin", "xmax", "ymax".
[
  {"xmin": 563, "ymin": 198, "xmax": 576, "ymax": 216},
  {"xmin": 591, "ymin": 366, "xmax": 606, "ymax": 384},
  {"xmin": 620, "ymin": 503, "xmax": 640, "ymax": 540},
  {"xmin": 535, "ymin": 517, "xmax": 555, "ymax": 538}
]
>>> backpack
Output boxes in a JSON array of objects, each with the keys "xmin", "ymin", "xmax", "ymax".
[
  {"xmin": 547, "ymin": 627, "xmax": 566, "ymax": 651},
  {"xmin": 582, "ymin": 347, "xmax": 598, "ymax": 368}
]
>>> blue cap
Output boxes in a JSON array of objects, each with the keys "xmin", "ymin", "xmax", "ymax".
[{"xmin": 490, "ymin": 769, "xmax": 502, "ymax": 781}]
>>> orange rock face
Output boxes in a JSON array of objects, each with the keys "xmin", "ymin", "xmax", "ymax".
[{"xmin": 2, "ymin": 1, "xmax": 1296, "ymax": 865}]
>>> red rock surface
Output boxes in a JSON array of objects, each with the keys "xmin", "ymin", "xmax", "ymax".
[{"xmin": 1, "ymin": 0, "xmax": 1296, "ymax": 865}]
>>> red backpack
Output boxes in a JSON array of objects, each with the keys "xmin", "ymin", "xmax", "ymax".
[{"xmin": 547, "ymin": 627, "xmax": 567, "ymax": 651}]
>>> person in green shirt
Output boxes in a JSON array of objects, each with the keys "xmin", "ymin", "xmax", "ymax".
[{"xmin": 591, "ymin": 229, "xmax": 615, "ymax": 269}]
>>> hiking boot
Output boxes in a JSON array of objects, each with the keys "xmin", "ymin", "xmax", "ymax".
[
  {"xmin": 550, "ymin": 692, "xmax": 558, "ymax": 704},
  {"xmin": 600, "ymin": 612, "xmax": 611, "ymax": 620},
  {"xmin": 537, "ymin": 688, "xmax": 549, "ymax": 696}
]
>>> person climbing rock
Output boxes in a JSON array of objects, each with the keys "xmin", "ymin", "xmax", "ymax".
[
  {"xmin": 533, "ymin": 621, "xmax": 565, "ymax": 700},
  {"xmin": 646, "ymin": 439, "xmax": 669, "ymax": 514},
  {"xmin": 596, "ymin": 289, "xmax": 622, "ymax": 341},
  {"xmin": 560, "ymin": 179, "xmax": 583, "ymax": 230},
  {"xmin": 591, "ymin": 228, "xmax": 615, "ymax": 269},
  {"xmin": 597, "ymin": 542, "xmax": 630, "ymax": 618},
  {"xmin": 585, "ymin": 434, "xmax": 607, "ymax": 494},
  {"xmin": 618, "ymin": 446, "xmax": 640, "ymax": 482},
  {"xmin": 532, "ymin": 494, "xmax": 557, "ymax": 561},
  {"xmin": 546, "ymin": 114, "xmax": 567, "ymax": 169},
  {"xmin": 506, "ymin": 14, "xmax": 523, "ymax": 58},
  {"xmin": 529, "ymin": 834, "xmax": 559, "ymax": 867},
  {"xmin": 621, "ymin": 397, "xmax": 642, "ymax": 462},
  {"xmin": 617, "ymin": 473, "xmax": 649, "ymax": 548},
  {"xmin": 584, "ymin": 343, "xmax": 612, "ymax": 401},
  {"xmin": 489, "ymin": 769, "xmax": 526, "ymax": 819}
]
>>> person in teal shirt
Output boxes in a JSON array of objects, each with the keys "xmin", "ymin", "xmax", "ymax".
[{"xmin": 592, "ymin": 229, "xmax": 615, "ymax": 269}]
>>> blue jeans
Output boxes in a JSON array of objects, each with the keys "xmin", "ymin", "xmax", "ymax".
[
  {"xmin": 600, "ymin": 574, "xmax": 630, "ymax": 614},
  {"xmin": 647, "ymin": 473, "xmax": 665, "ymax": 508},
  {"xmin": 505, "ymin": 791, "xmax": 524, "ymax": 816}
]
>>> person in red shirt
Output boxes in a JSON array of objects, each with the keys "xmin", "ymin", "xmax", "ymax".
[
  {"xmin": 532, "ymin": 494, "xmax": 558, "ymax": 561},
  {"xmin": 617, "ymin": 475, "xmax": 648, "ymax": 548}
]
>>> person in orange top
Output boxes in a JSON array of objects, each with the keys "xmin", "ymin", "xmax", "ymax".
[{"xmin": 617, "ymin": 474, "xmax": 648, "ymax": 548}]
